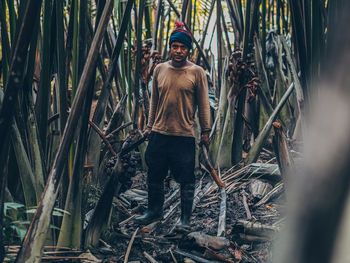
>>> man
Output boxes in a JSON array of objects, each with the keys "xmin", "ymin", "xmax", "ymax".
[{"xmin": 135, "ymin": 21, "xmax": 211, "ymax": 232}]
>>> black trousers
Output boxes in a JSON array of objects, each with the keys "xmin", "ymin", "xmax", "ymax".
[{"xmin": 145, "ymin": 132, "xmax": 195, "ymax": 185}]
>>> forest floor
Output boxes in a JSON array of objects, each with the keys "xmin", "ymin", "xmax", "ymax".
[{"xmin": 88, "ymin": 148, "xmax": 286, "ymax": 263}]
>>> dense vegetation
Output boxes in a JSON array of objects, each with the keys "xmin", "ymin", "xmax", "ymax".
[{"xmin": 0, "ymin": 0, "xmax": 347, "ymax": 262}]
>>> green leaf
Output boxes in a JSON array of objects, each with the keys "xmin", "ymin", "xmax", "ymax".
[
  {"xmin": 52, "ymin": 210, "xmax": 64, "ymax": 217},
  {"xmin": 25, "ymin": 208, "xmax": 37, "ymax": 214},
  {"xmin": 4, "ymin": 202, "xmax": 25, "ymax": 216},
  {"xmin": 49, "ymin": 224, "xmax": 61, "ymax": 231},
  {"xmin": 53, "ymin": 207, "xmax": 71, "ymax": 216},
  {"xmin": 10, "ymin": 225, "xmax": 28, "ymax": 241},
  {"xmin": 11, "ymin": 220, "xmax": 31, "ymax": 225}
]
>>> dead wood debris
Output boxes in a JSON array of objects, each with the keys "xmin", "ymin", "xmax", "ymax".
[
  {"xmin": 91, "ymin": 158, "xmax": 285, "ymax": 263},
  {"xmin": 5, "ymin": 157, "xmax": 285, "ymax": 262}
]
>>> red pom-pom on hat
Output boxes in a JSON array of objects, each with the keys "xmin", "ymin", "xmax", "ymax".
[
  {"xmin": 171, "ymin": 21, "xmax": 192, "ymax": 39},
  {"xmin": 174, "ymin": 21, "xmax": 184, "ymax": 28}
]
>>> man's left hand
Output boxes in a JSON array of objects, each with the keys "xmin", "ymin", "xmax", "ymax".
[{"xmin": 200, "ymin": 133, "xmax": 210, "ymax": 149}]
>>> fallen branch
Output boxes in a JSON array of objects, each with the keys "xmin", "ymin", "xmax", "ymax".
[
  {"xmin": 217, "ymin": 188, "xmax": 227, "ymax": 237},
  {"xmin": 118, "ymin": 215, "xmax": 136, "ymax": 226},
  {"xmin": 169, "ymin": 248, "xmax": 178, "ymax": 263},
  {"xmin": 253, "ymin": 183, "xmax": 284, "ymax": 207},
  {"xmin": 105, "ymin": 121, "xmax": 133, "ymax": 139},
  {"xmin": 234, "ymin": 220, "xmax": 279, "ymax": 239},
  {"xmin": 173, "ymin": 249, "xmax": 216, "ymax": 263},
  {"xmin": 205, "ymin": 246, "xmax": 235, "ymax": 263},
  {"xmin": 242, "ymin": 191, "xmax": 252, "ymax": 220},
  {"xmin": 144, "ymin": 251, "xmax": 158, "ymax": 263},
  {"xmin": 188, "ymin": 232, "xmax": 230, "ymax": 250},
  {"xmin": 88, "ymin": 120, "xmax": 117, "ymax": 156},
  {"xmin": 163, "ymin": 187, "xmax": 180, "ymax": 209},
  {"xmin": 124, "ymin": 227, "xmax": 139, "ymax": 263},
  {"xmin": 162, "ymin": 200, "xmax": 180, "ymax": 222}
]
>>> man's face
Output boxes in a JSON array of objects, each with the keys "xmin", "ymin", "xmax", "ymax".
[{"xmin": 170, "ymin": 41, "xmax": 190, "ymax": 63}]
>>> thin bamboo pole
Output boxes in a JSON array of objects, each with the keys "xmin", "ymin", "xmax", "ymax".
[
  {"xmin": 245, "ymin": 83, "xmax": 295, "ymax": 165},
  {"xmin": 55, "ymin": 0, "xmax": 68, "ymax": 135},
  {"xmin": 196, "ymin": 0, "xmax": 215, "ymax": 65},
  {"xmin": 217, "ymin": 0, "xmax": 223, "ymax": 93},
  {"xmin": 133, "ymin": 0, "xmax": 145, "ymax": 127},
  {"xmin": 231, "ymin": 0, "xmax": 251, "ymax": 165},
  {"xmin": 36, "ymin": 0, "xmax": 53, "ymax": 152},
  {"xmin": 0, "ymin": 0, "xmax": 10, "ymax": 85}
]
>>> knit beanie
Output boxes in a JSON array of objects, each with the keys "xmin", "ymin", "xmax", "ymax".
[{"xmin": 169, "ymin": 21, "xmax": 193, "ymax": 49}]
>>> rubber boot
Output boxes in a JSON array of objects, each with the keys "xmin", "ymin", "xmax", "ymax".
[
  {"xmin": 175, "ymin": 183, "xmax": 195, "ymax": 232},
  {"xmin": 134, "ymin": 183, "xmax": 164, "ymax": 225}
]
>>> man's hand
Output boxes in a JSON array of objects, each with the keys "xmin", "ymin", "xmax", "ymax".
[
  {"xmin": 143, "ymin": 127, "xmax": 152, "ymax": 139},
  {"xmin": 200, "ymin": 132, "xmax": 210, "ymax": 149}
]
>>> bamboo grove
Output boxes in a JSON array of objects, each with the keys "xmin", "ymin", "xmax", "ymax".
[{"xmin": 0, "ymin": 0, "xmax": 346, "ymax": 262}]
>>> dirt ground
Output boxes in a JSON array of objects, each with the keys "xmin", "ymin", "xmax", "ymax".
[{"xmin": 90, "ymin": 149, "xmax": 285, "ymax": 263}]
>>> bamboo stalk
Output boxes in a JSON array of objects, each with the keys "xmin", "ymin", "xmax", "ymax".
[
  {"xmin": 196, "ymin": 0, "xmax": 214, "ymax": 65},
  {"xmin": 151, "ymin": 0, "xmax": 162, "ymax": 52},
  {"xmin": 221, "ymin": 13, "xmax": 232, "ymax": 55},
  {"xmin": 272, "ymin": 122, "xmax": 293, "ymax": 177},
  {"xmin": 225, "ymin": 0, "xmax": 242, "ymax": 42},
  {"xmin": 0, "ymin": 0, "xmax": 10, "ymax": 85},
  {"xmin": 245, "ymin": 83, "xmax": 295, "ymax": 165},
  {"xmin": 211, "ymin": 57, "xmax": 229, "ymax": 164},
  {"xmin": 0, "ymin": 1, "xmax": 43, "ymax": 216},
  {"xmin": 15, "ymin": 1, "xmax": 115, "ymax": 261},
  {"xmin": 231, "ymin": 0, "xmax": 252, "ymax": 165},
  {"xmin": 36, "ymin": 0, "xmax": 54, "ymax": 152},
  {"xmin": 280, "ymin": 36, "xmax": 303, "ymax": 111},
  {"xmin": 289, "ymin": 0, "xmax": 309, "ymax": 102},
  {"xmin": 133, "ymin": 0, "xmax": 145, "ymax": 127},
  {"xmin": 262, "ymin": 0, "xmax": 267, "ymax": 62},
  {"xmin": 180, "ymin": 0, "xmax": 190, "ymax": 22},
  {"xmin": 55, "ymin": 0, "xmax": 68, "ymax": 135},
  {"xmin": 253, "ymin": 36, "xmax": 272, "ymax": 107},
  {"xmin": 216, "ymin": 94, "xmax": 236, "ymax": 168},
  {"xmin": 217, "ymin": 0, "xmax": 223, "ymax": 93},
  {"xmin": 11, "ymin": 120, "xmax": 38, "ymax": 207},
  {"xmin": 87, "ymin": 0, "xmax": 134, "ymax": 178},
  {"xmin": 58, "ymin": 65, "xmax": 96, "ymax": 247}
]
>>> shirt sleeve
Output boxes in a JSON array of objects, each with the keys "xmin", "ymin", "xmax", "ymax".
[
  {"xmin": 147, "ymin": 66, "xmax": 160, "ymax": 129},
  {"xmin": 196, "ymin": 67, "xmax": 211, "ymax": 133}
]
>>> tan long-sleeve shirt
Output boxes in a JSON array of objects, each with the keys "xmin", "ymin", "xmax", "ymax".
[{"xmin": 147, "ymin": 61, "xmax": 211, "ymax": 137}]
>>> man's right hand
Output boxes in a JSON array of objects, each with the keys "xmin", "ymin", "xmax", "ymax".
[{"xmin": 143, "ymin": 127, "xmax": 152, "ymax": 139}]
